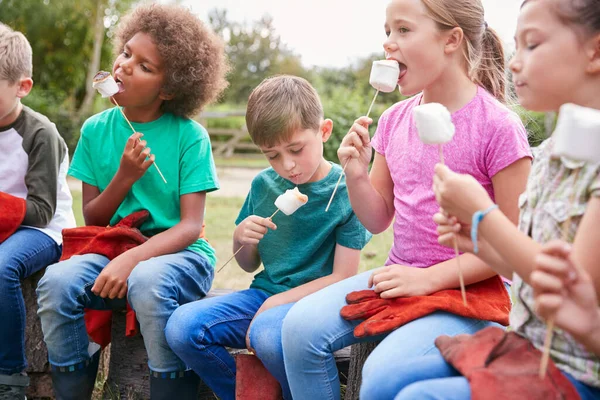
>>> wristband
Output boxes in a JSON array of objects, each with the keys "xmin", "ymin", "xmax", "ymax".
[{"xmin": 471, "ymin": 204, "xmax": 499, "ymax": 254}]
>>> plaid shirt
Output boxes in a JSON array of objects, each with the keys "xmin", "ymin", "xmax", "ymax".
[{"xmin": 510, "ymin": 137, "xmax": 600, "ymax": 387}]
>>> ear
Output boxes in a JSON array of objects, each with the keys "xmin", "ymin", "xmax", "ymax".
[
  {"xmin": 444, "ymin": 27, "xmax": 464, "ymax": 55},
  {"xmin": 159, "ymin": 90, "xmax": 175, "ymax": 101},
  {"xmin": 16, "ymin": 77, "xmax": 33, "ymax": 98},
  {"xmin": 585, "ymin": 32, "xmax": 600, "ymax": 74},
  {"xmin": 320, "ymin": 119, "xmax": 333, "ymax": 142}
]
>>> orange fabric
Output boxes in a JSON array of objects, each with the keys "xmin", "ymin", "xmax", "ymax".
[
  {"xmin": 341, "ymin": 275, "xmax": 510, "ymax": 338},
  {"xmin": 235, "ymin": 354, "xmax": 282, "ymax": 400},
  {"xmin": 0, "ymin": 192, "xmax": 26, "ymax": 243},
  {"xmin": 435, "ymin": 326, "xmax": 580, "ymax": 400},
  {"xmin": 60, "ymin": 210, "xmax": 149, "ymax": 348}
]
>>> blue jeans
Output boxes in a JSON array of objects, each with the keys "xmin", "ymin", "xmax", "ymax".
[
  {"xmin": 0, "ymin": 228, "xmax": 61, "ymax": 374},
  {"xmin": 391, "ymin": 352, "xmax": 600, "ymax": 400},
  {"xmin": 282, "ymin": 270, "xmax": 505, "ymax": 400},
  {"xmin": 36, "ymin": 250, "xmax": 213, "ymax": 373},
  {"xmin": 166, "ymin": 289, "xmax": 294, "ymax": 400}
]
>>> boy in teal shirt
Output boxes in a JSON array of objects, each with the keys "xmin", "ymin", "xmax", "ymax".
[
  {"xmin": 36, "ymin": 4, "xmax": 229, "ymax": 399},
  {"xmin": 166, "ymin": 75, "xmax": 371, "ymax": 400}
]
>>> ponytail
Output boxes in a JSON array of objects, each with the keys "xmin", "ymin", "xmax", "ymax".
[{"xmin": 472, "ymin": 26, "xmax": 506, "ymax": 104}]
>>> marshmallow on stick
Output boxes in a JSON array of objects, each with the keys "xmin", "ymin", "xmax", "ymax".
[
  {"xmin": 413, "ymin": 103, "xmax": 466, "ymax": 305},
  {"xmin": 92, "ymin": 71, "xmax": 167, "ymax": 184},
  {"xmin": 92, "ymin": 71, "xmax": 120, "ymax": 98},
  {"xmin": 369, "ymin": 60, "xmax": 401, "ymax": 93},
  {"xmin": 326, "ymin": 60, "xmax": 401, "ymax": 212},
  {"xmin": 218, "ymin": 187, "xmax": 309, "ymax": 272},
  {"xmin": 540, "ymin": 103, "xmax": 600, "ymax": 378},
  {"xmin": 275, "ymin": 187, "xmax": 309, "ymax": 216}
]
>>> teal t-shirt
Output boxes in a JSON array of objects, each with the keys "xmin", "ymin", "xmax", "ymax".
[
  {"xmin": 69, "ymin": 107, "xmax": 219, "ymax": 266},
  {"xmin": 236, "ymin": 163, "xmax": 372, "ymax": 295}
]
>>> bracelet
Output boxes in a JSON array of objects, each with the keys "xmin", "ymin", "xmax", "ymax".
[{"xmin": 470, "ymin": 204, "xmax": 499, "ymax": 254}]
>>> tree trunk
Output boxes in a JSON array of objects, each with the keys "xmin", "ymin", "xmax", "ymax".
[
  {"xmin": 344, "ymin": 341, "xmax": 379, "ymax": 400},
  {"xmin": 78, "ymin": 0, "xmax": 107, "ymax": 119}
]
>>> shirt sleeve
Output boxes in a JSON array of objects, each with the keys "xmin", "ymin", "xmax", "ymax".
[
  {"xmin": 68, "ymin": 122, "xmax": 97, "ymax": 187},
  {"xmin": 335, "ymin": 210, "xmax": 372, "ymax": 250},
  {"xmin": 179, "ymin": 124, "xmax": 220, "ymax": 195},
  {"xmin": 484, "ymin": 112, "xmax": 533, "ymax": 178},
  {"xmin": 22, "ymin": 127, "xmax": 65, "ymax": 227}
]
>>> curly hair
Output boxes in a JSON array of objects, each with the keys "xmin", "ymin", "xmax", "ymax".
[{"xmin": 114, "ymin": 4, "xmax": 229, "ymax": 118}]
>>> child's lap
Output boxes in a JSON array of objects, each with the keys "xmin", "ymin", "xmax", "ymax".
[{"xmin": 0, "ymin": 227, "xmax": 60, "ymax": 276}]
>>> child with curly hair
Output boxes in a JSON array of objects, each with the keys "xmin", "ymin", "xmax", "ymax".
[{"xmin": 36, "ymin": 4, "xmax": 228, "ymax": 399}]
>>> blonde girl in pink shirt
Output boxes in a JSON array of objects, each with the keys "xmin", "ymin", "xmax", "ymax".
[{"xmin": 280, "ymin": 0, "xmax": 532, "ymax": 399}]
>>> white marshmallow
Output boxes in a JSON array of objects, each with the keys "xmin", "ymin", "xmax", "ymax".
[
  {"xmin": 92, "ymin": 71, "xmax": 119, "ymax": 98},
  {"xmin": 369, "ymin": 60, "xmax": 400, "ymax": 93},
  {"xmin": 553, "ymin": 103, "xmax": 600, "ymax": 164},
  {"xmin": 413, "ymin": 103, "xmax": 455, "ymax": 145},
  {"xmin": 274, "ymin": 187, "xmax": 308, "ymax": 216}
]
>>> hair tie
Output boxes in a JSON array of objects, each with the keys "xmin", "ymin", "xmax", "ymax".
[{"xmin": 484, "ymin": 21, "xmax": 488, "ymax": 30}]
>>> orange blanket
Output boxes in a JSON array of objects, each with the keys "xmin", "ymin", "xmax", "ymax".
[
  {"xmin": 341, "ymin": 275, "xmax": 510, "ymax": 338},
  {"xmin": 435, "ymin": 326, "xmax": 580, "ymax": 400}
]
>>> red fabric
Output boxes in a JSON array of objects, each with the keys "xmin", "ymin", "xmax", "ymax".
[
  {"xmin": 435, "ymin": 327, "xmax": 581, "ymax": 400},
  {"xmin": 235, "ymin": 354, "xmax": 282, "ymax": 400},
  {"xmin": 0, "ymin": 192, "xmax": 27, "ymax": 243},
  {"xmin": 341, "ymin": 275, "xmax": 510, "ymax": 338},
  {"xmin": 60, "ymin": 210, "xmax": 150, "ymax": 348}
]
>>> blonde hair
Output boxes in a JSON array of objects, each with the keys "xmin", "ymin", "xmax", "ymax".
[
  {"xmin": 246, "ymin": 75, "xmax": 323, "ymax": 147},
  {"xmin": 0, "ymin": 23, "xmax": 32, "ymax": 83},
  {"xmin": 420, "ymin": 0, "xmax": 506, "ymax": 103}
]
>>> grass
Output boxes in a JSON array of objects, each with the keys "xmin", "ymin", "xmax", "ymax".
[
  {"xmin": 71, "ymin": 192, "xmax": 393, "ymax": 291},
  {"xmin": 214, "ymin": 155, "xmax": 269, "ymax": 169}
]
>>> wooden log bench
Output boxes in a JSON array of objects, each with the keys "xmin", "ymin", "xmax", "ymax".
[
  {"xmin": 106, "ymin": 289, "xmax": 352, "ymax": 399},
  {"xmin": 343, "ymin": 341, "xmax": 379, "ymax": 400}
]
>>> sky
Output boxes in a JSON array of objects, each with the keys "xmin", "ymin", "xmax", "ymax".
[{"xmin": 184, "ymin": 0, "xmax": 523, "ymax": 68}]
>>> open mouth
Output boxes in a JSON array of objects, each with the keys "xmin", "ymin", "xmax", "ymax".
[
  {"xmin": 114, "ymin": 77, "xmax": 125, "ymax": 93},
  {"xmin": 397, "ymin": 62, "xmax": 407, "ymax": 82}
]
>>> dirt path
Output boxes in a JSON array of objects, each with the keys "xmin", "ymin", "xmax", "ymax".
[{"xmin": 67, "ymin": 167, "xmax": 262, "ymax": 198}]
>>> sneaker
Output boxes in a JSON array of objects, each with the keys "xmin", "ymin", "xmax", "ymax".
[{"xmin": 0, "ymin": 372, "xmax": 29, "ymax": 400}]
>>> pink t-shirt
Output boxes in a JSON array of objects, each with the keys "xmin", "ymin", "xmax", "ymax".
[{"xmin": 371, "ymin": 86, "xmax": 532, "ymax": 268}]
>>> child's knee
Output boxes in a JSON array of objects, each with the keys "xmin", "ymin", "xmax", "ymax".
[
  {"xmin": 249, "ymin": 313, "xmax": 282, "ymax": 356},
  {"xmin": 127, "ymin": 261, "xmax": 166, "ymax": 311},
  {"xmin": 36, "ymin": 261, "xmax": 76, "ymax": 301},
  {"xmin": 165, "ymin": 304, "xmax": 202, "ymax": 353}
]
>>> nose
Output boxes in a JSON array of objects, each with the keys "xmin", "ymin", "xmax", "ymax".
[
  {"xmin": 383, "ymin": 38, "xmax": 398, "ymax": 55},
  {"xmin": 282, "ymin": 156, "xmax": 295, "ymax": 172},
  {"xmin": 119, "ymin": 58, "xmax": 133, "ymax": 75},
  {"xmin": 508, "ymin": 53, "xmax": 521, "ymax": 74}
]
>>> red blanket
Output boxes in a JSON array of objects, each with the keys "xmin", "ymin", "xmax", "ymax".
[
  {"xmin": 435, "ymin": 327, "xmax": 580, "ymax": 400},
  {"xmin": 0, "ymin": 192, "xmax": 26, "ymax": 243},
  {"xmin": 341, "ymin": 275, "xmax": 510, "ymax": 338}
]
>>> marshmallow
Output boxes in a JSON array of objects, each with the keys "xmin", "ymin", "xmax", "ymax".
[
  {"xmin": 274, "ymin": 187, "xmax": 308, "ymax": 216},
  {"xmin": 92, "ymin": 71, "xmax": 119, "ymax": 98},
  {"xmin": 413, "ymin": 103, "xmax": 455, "ymax": 145},
  {"xmin": 369, "ymin": 60, "xmax": 400, "ymax": 93},
  {"xmin": 553, "ymin": 103, "xmax": 600, "ymax": 164}
]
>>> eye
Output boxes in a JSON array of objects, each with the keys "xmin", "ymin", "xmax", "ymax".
[
  {"xmin": 398, "ymin": 27, "xmax": 409, "ymax": 33},
  {"xmin": 526, "ymin": 43, "xmax": 539, "ymax": 50},
  {"xmin": 290, "ymin": 147, "xmax": 303, "ymax": 154},
  {"xmin": 267, "ymin": 154, "xmax": 279, "ymax": 160},
  {"xmin": 122, "ymin": 50, "xmax": 130, "ymax": 58},
  {"xmin": 385, "ymin": 29, "xmax": 391, "ymax": 37},
  {"xmin": 140, "ymin": 64, "xmax": 151, "ymax": 72}
]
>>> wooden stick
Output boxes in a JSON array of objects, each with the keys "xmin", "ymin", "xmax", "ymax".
[
  {"xmin": 112, "ymin": 98, "xmax": 168, "ymax": 184},
  {"xmin": 439, "ymin": 144, "xmax": 467, "ymax": 306},
  {"xmin": 326, "ymin": 89, "xmax": 379, "ymax": 212},
  {"xmin": 218, "ymin": 209, "xmax": 280, "ymax": 273},
  {"xmin": 539, "ymin": 167, "xmax": 581, "ymax": 378}
]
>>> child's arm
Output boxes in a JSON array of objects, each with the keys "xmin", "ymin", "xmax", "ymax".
[
  {"xmin": 531, "ymin": 240, "xmax": 600, "ymax": 355},
  {"xmin": 91, "ymin": 191, "xmax": 206, "ymax": 299},
  {"xmin": 233, "ymin": 216, "xmax": 277, "ymax": 272},
  {"xmin": 338, "ymin": 117, "xmax": 395, "ymax": 234},
  {"xmin": 434, "ymin": 164, "xmax": 600, "ymax": 298},
  {"xmin": 82, "ymin": 132, "xmax": 154, "ymax": 226}
]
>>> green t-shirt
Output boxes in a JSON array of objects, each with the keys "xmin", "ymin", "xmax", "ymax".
[
  {"xmin": 69, "ymin": 108, "xmax": 219, "ymax": 266},
  {"xmin": 236, "ymin": 163, "xmax": 372, "ymax": 296}
]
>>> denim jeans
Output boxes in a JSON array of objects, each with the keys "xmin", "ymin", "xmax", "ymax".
[
  {"xmin": 0, "ymin": 228, "xmax": 61, "ymax": 374},
  {"xmin": 166, "ymin": 288, "xmax": 294, "ymax": 400},
  {"xmin": 36, "ymin": 250, "xmax": 213, "ymax": 373},
  {"xmin": 282, "ymin": 270, "xmax": 505, "ymax": 400},
  {"xmin": 391, "ymin": 352, "xmax": 600, "ymax": 400}
]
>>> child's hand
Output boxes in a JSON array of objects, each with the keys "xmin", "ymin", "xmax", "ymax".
[
  {"xmin": 118, "ymin": 132, "xmax": 155, "ymax": 184},
  {"xmin": 92, "ymin": 254, "xmax": 137, "ymax": 299},
  {"xmin": 338, "ymin": 116, "xmax": 373, "ymax": 179},
  {"xmin": 531, "ymin": 240, "xmax": 600, "ymax": 341},
  {"xmin": 368, "ymin": 265, "xmax": 436, "ymax": 298},
  {"xmin": 433, "ymin": 209, "xmax": 477, "ymax": 253},
  {"xmin": 433, "ymin": 164, "xmax": 494, "ymax": 224},
  {"xmin": 234, "ymin": 215, "xmax": 277, "ymax": 246}
]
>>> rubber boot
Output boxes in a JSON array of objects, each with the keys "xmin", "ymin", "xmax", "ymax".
[
  {"xmin": 0, "ymin": 372, "xmax": 29, "ymax": 400},
  {"xmin": 150, "ymin": 370, "xmax": 199, "ymax": 400},
  {"xmin": 50, "ymin": 350, "xmax": 100, "ymax": 400}
]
